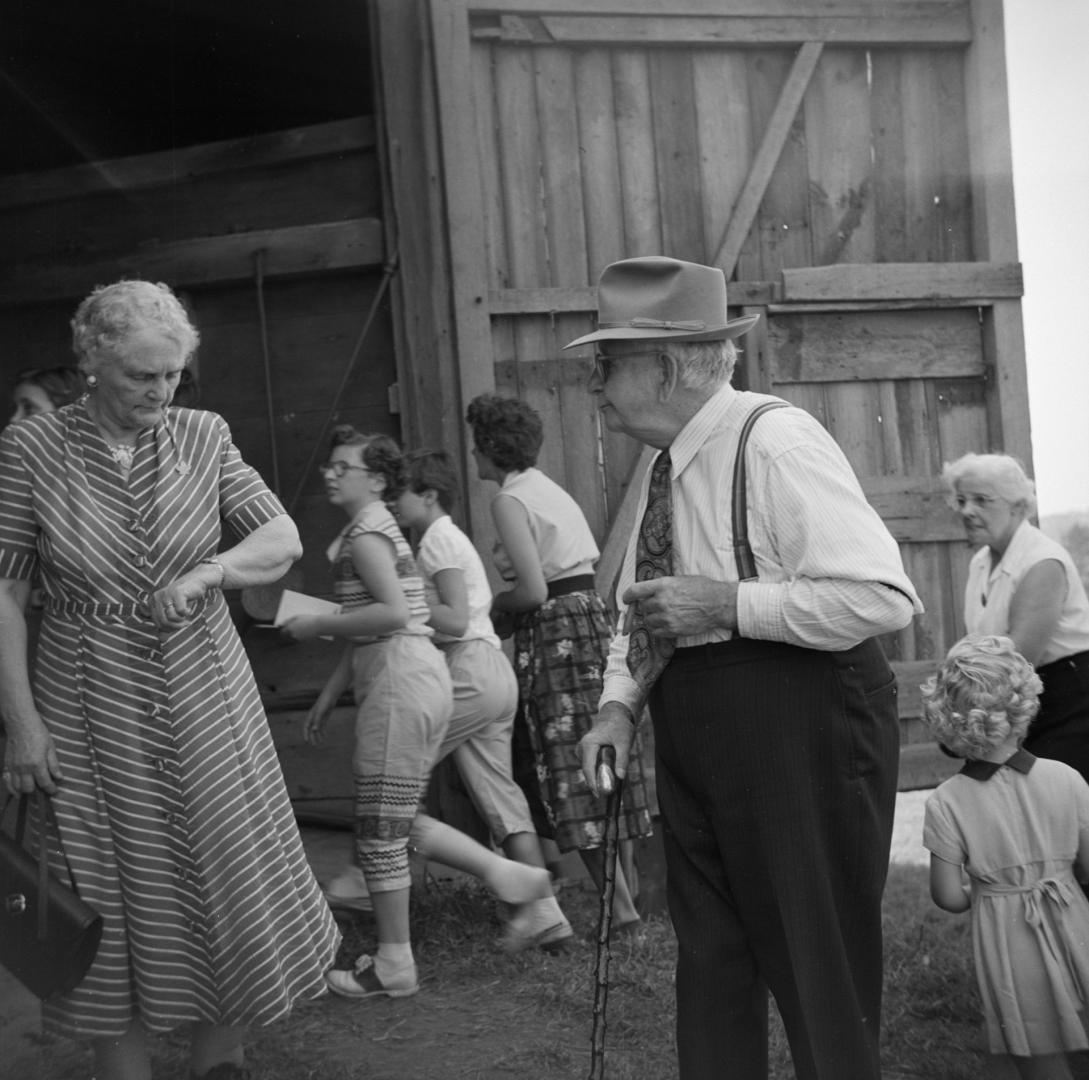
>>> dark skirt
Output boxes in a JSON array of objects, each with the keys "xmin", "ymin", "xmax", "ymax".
[
  {"xmin": 1024, "ymin": 650, "xmax": 1089, "ymax": 783},
  {"xmin": 511, "ymin": 585, "xmax": 653, "ymax": 852}
]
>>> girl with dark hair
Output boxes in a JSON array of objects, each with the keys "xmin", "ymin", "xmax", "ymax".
[
  {"xmin": 466, "ymin": 394, "xmax": 653, "ymax": 930},
  {"xmin": 282, "ymin": 427, "xmax": 554, "ymax": 999},
  {"xmin": 9, "ymin": 365, "xmax": 84, "ymax": 424}
]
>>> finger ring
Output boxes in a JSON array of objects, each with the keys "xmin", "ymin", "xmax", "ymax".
[{"xmin": 165, "ymin": 601, "xmax": 175, "ymax": 609}]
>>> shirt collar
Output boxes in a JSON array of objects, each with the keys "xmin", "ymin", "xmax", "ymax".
[
  {"xmin": 668, "ymin": 382, "xmax": 738, "ymax": 477},
  {"xmin": 982, "ymin": 517, "xmax": 1032, "ymax": 578},
  {"xmin": 960, "ymin": 747, "xmax": 1036, "ymax": 782}
]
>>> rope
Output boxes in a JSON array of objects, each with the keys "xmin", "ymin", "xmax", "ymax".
[
  {"xmin": 253, "ymin": 250, "xmax": 282, "ymax": 496},
  {"xmin": 285, "ymin": 251, "xmax": 401, "ymax": 517}
]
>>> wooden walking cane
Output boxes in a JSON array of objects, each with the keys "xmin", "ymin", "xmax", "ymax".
[{"xmin": 589, "ymin": 745, "xmax": 623, "ymax": 1080}]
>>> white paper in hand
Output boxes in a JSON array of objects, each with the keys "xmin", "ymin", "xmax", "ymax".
[{"xmin": 274, "ymin": 589, "xmax": 341, "ymax": 627}]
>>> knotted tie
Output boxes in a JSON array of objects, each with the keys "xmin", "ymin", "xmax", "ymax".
[{"xmin": 626, "ymin": 449, "xmax": 675, "ymax": 693}]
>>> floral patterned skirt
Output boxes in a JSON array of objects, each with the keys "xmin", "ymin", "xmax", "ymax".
[{"xmin": 512, "ymin": 589, "xmax": 653, "ymax": 852}]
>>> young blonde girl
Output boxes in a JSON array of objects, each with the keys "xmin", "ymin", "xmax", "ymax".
[
  {"xmin": 282, "ymin": 428, "xmax": 550, "ymax": 999},
  {"xmin": 922, "ymin": 634, "xmax": 1089, "ymax": 1080}
]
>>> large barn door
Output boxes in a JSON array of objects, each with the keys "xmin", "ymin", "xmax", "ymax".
[{"xmin": 421, "ymin": 0, "xmax": 1026, "ymax": 786}]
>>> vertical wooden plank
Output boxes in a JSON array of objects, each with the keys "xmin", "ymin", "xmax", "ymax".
[
  {"xmin": 372, "ymin": 0, "xmax": 461, "ymax": 459},
  {"xmin": 476, "ymin": 43, "xmax": 518, "ymax": 399},
  {"xmin": 803, "ymin": 47, "xmax": 874, "ymax": 266},
  {"xmin": 931, "ymin": 51, "xmax": 973, "ymax": 262},
  {"xmin": 494, "ymin": 45, "xmax": 549, "ymax": 293},
  {"xmin": 822, "ymin": 382, "xmax": 884, "ymax": 478},
  {"xmin": 737, "ymin": 304, "xmax": 771, "ymax": 394},
  {"xmin": 648, "ymin": 49, "xmax": 705, "ymax": 262},
  {"xmin": 555, "ymin": 352, "xmax": 609, "ymax": 541},
  {"xmin": 966, "ymin": 0, "xmax": 1028, "ymax": 469},
  {"xmin": 934, "ymin": 375, "xmax": 991, "ymax": 466},
  {"xmin": 692, "ymin": 49, "xmax": 753, "ymax": 277},
  {"xmin": 474, "ymin": 42, "xmax": 509, "ymax": 291},
  {"xmin": 899, "ymin": 51, "xmax": 973, "ymax": 263},
  {"xmin": 774, "ymin": 382, "xmax": 829, "ymax": 430},
  {"xmin": 535, "ymin": 47, "xmax": 589, "ymax": 286},
  {"xmin": 574, "ymin": 49, "xmax": 626, "ymax": 280},
  {"xmin": 715, "ymin": 42, "xmax": 822, "ymax": 278},
  {"xmin": 604, "ymin": 48, "xmax": 660, "ymax": 518},
  {"xmin": 871, "ymin": 51, "xmax": 909, "ymax": 262},
  {"xmin": 612, "ymin": 49, "xmax": 663, "ymax": 257},
  {"xmin": 534, "ymin": 45, "xmax": 604, "ymax": 523},
  {"xmin": 494, "ymin": 44, "xmax": 562, "ymax": 493},
  {"xmin": 746, "ymin": 49, "xmax": 812, "ymax": 276},
  {"xmin": 430, "ymin": 0, "xmax": 500, "ymax": 540}
]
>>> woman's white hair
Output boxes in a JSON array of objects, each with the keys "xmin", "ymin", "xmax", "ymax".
[
  {"xmin": 940, "ymin": 452, "xmax": 1037, "ymax": 516},
  {"xmin": 71, "ymin": 280, "xmax": 199, "ymax": 368},
  {"xmin": 662, "ymin": 339, "xmax": 738, "ymax": 393}
]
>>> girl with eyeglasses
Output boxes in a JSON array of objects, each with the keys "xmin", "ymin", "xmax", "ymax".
[
  {"xmin": 281, "ymin": 427, "xmax": 554, "ymax": 1000},
  {"xmin": 942, "ymin": 452, "xmax": 1089, "ymax": 781}
]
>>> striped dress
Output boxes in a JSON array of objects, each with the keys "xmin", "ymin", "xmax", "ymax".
[{"xmin": 0, "ymin": 402, "xmax": 339, "ymax": 1038}]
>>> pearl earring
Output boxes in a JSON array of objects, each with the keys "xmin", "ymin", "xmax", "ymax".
[{"xmin": 86, "ymin": 374, "xmax": 98, "ymax": 388}]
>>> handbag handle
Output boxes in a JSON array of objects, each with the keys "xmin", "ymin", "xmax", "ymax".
[
  {"xmin": 731, "ymin": 401, "xmax": 789, "ymax": 582},
  {"xmin": 3, "ymin": 790, "xmax": 69, "ymax": 940}
]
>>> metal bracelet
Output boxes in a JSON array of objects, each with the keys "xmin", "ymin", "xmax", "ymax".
[{"xmin": 199, "ymin": 557, "xmax": 226, "ymax": 589}]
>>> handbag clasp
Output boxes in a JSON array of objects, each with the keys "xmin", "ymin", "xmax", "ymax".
[{"xmin": 5, "ymin": 892, "xmax": 27, "ymax": 915}]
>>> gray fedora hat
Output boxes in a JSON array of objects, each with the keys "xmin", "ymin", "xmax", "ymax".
[{"xmin": 563, "ymin": 256, "xmax": 759, "ymax": 350}]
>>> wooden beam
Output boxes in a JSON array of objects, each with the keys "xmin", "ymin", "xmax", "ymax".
[
  {"xmin": 0, "ymin": 219, "xmax": 385, "ymax": 307},
  {"xmin": 963, "ymin": 0, "xmax": 1031, "ymax": 470},
  {"xmin": 861, "ymin": 477, "xmax": 965, "ymax": 543},
  {"xmin": 489, "ymin": 280, "xmax": 777, "ymax": 316},
  {"xmin": 781, "ymin": 262, "xmax": 1022, "ymax": 302},
  {"xmin": 711, "ymin": 41, "xmax": 824, "ymax": 278},
  {"xmin": 472, "ymin": 13, "xmax": 971, "ymax": 47},
  {"xmin": 769, "ymin": 307, "xmax": 985, "ymax": 383},
  {"xmin": 372, "ymin": 0, "xmax": 465, "ymax": 464},
  {"xmin": 430, "ymin": 0, "xmax": 502, "ymax": 543},
  {"xmin": 0, "ymin": 117, "xmax": 376, "ymax": 210},
  {"xmin": 468, "ymin": 0, "xmax": 965, "ymax": 14}
]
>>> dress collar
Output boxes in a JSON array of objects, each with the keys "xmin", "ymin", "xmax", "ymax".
[{"xmin": 960, "ymin": 747, "xmax": 1036, "ymax": 782}]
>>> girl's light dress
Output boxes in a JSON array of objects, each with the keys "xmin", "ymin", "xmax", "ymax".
[{"xmin": 924, "ymin": 751, "xmax": 1089, "ymax": 1056}]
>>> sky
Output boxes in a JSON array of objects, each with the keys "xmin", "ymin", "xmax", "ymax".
[{"xmin": 1004, "ymin": 0, "xmax": 1089, "ymax": 517}]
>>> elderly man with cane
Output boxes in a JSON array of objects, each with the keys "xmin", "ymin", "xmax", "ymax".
[{"xmin": 573, "ymin": 257, "xmax": 922, "ymax": 1080}]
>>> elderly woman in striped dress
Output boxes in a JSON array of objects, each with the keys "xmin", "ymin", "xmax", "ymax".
[{"xmin": 0, "ymin": 280, "xmax": 339, "ymax": 1080}]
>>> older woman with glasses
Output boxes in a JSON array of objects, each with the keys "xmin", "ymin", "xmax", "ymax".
[{"xmin": 942, "ymin": 452, "xmax": 1089, "ymax": 779}]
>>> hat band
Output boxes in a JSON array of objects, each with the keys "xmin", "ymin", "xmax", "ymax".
[{"xmin": 599, "ymin": 316, "xmax": 708, "ymax": 332}]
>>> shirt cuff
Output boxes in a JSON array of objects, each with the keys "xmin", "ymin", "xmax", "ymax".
[
  {"xmin": 599, "ymin": 671, "xmax": 644, "ymax": 719},
  {"xmin": 736, "ymin": 581, "xmax": 787, "ymax": 641}
]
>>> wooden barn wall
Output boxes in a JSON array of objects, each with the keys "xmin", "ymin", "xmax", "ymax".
[
  {"xmin": 397, "ymin": 0, "xmax": 1026, "ymax": 789},
  {"xmin": 0, "ymin": 118, "xmax": 403, "ymax": 817},
  {"xmin": 0, "ymin": 118, "xmax": 397, "ymax": 604}
]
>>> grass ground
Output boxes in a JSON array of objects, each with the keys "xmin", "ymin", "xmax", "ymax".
[{"xmin": 8, "ymin": 861, "xmax": 1063, "ymax": 1080}]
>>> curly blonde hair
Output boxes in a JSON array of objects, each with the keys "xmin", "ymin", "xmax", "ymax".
[
  {"xmin": 921, "ymin": 635, "xmax": 1042, "ymax": 758},
  {"xmin": 71, "ymin": 280, "xmax": 199, "ymax": 367}
]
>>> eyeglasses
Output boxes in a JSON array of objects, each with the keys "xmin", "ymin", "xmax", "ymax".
[
  {"xmin": 950, "ymin": 493, "xmax": 1002, "ymax": 511},
  {"xmin": 592, "ymin": 349, "xmax": 663, "ymax": 384},
  {"xmin": 319, "ymin": 461, "xmax": 370, "ymax": 478}
]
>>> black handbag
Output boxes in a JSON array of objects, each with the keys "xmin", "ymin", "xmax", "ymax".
[{"xmin": 0, "ymin": 791, "xmax": 103, "ymax": 1000}]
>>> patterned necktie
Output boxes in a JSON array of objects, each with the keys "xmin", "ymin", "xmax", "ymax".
[{"xmin": 626, "ymin": 449, "xmax": 675, "ymax": 692}]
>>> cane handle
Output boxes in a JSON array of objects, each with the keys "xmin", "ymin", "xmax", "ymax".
[{"xmin": 595, "ymin": 745, "xmax": 617, "ymax": 796}]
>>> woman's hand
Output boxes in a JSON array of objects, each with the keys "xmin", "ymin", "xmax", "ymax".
[
  {"xmin": 303, "ymin": 698, "xmax": 336, "ymax": 745},
  {"xmin": 3, "ymin": 714, "xmax": 63, "ymax": 796},
  {"xmin": 150, "ymin": 564, "xmax": 219, "ymax": 630}
]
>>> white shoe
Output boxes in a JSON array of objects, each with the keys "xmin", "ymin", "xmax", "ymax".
[
  {"xmin": 323, "ymin": 865, "xmax": 373, "ymax": 913},
  {"xmin": 325, "ymin": 954, "xmax": 418, "ymax": 999},
  {"xmin": 501, "ymin": 894, "xmax": 576, "ymax": 954}
]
